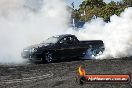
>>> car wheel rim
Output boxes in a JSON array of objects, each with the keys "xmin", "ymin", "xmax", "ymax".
[
  {"xmin": 45, "ymin": 52, "xmax": 53, "ymax": 63},
  {"xmin": 84, "ymin": 48, "xmax": 98, "ymax": 59}
]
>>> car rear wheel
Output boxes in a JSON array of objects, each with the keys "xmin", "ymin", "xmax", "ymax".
[{"xmin": 84, "ymin": 47, "xmax": 104, "ymax": 59}]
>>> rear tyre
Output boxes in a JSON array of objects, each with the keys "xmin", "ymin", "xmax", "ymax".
[{"xmin": 84, "ymin": 47, "xmax": 104, "ymax": 59}]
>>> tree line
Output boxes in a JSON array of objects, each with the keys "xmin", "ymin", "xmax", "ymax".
[{"xmin": 73, "ymin": 0, "xmax": 132, "ymax": 22}]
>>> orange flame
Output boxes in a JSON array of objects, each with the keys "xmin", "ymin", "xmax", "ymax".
[{"xmin": 78, "ymin": 66, "xmax": 86, "ymax": 76}]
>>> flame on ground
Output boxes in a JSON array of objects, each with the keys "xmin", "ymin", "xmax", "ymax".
[{"xmin": 78, "ymin": 66, "xmax": 86, "ymax": 76}]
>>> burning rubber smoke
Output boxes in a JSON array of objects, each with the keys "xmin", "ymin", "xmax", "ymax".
[
  {"xmin": 0, "ymin": 0, "xmax": 70, "ymax": 64},
  {"xmin": 74, "ymin": 7, "xmax": 132, "ymax": 59},
  {"xmin": 0, "ymin": 0, "xmax": 132, "ymax": 64}
]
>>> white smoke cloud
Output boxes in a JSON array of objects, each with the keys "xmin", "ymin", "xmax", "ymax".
[
  {"xmin": 0, "ymin": 0, "xmax": 24, "ymax": 17},
  {"xmin": 0, "ymin": 0, "xmax": 70, "ymax": 64},
  {"xmin": 70, "ymin": 7, "xmax": 132, "ymax": 59},
  {"xmin": 103, "ymin": 8, "xmax": 132, "ymax": 58}
]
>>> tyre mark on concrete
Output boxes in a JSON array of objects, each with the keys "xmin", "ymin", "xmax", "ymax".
[{"xmin": 0, "ymin": 71, "xmax": 53, "ymax": 84}]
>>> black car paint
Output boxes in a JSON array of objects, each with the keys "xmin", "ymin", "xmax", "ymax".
[{"xmin": 21, "ymin": 34, "xmax": 104, "ymax": 62}]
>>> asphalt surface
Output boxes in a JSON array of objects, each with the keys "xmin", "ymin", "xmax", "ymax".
[{"xmin": 0, "ymin": 57, "xmax": 132, "ymax": 88}]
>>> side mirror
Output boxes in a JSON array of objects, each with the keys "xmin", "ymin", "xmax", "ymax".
[
  {"xmin": 58, "ymin": 41, "xmax": 63, "ymax": 45},
  {"xmin": 59, "ymin": 41, "xmax": 63, "ymax": 44}
]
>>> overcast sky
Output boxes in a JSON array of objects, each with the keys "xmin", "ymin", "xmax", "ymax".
[{"xmin": 66, "ymin": 0, "xmax": 122, "ymax": 9}]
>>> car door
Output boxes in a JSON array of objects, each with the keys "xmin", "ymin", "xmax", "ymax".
[
  {"xmin": 67, "ymin": 36, "xmax": 79, "ymax": 57},
  {"xmin": 58, "ymin": 37, "xmax": 77, "ymax": 58}
]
